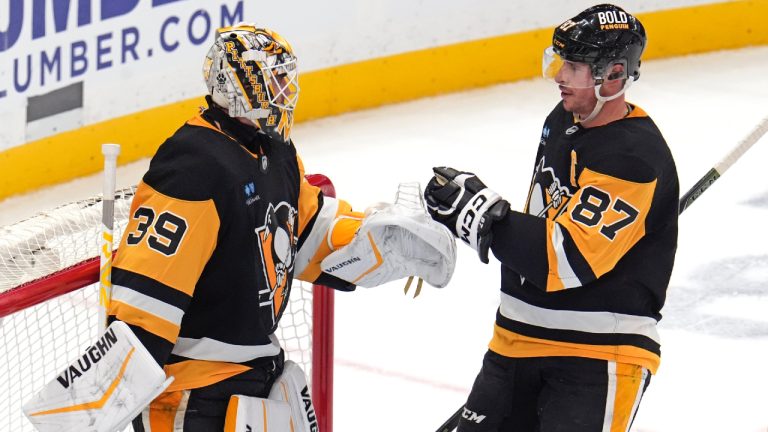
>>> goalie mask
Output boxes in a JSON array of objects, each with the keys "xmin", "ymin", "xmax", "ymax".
[{"xmin": 203, "ymin": 24, "xmax": 300, "ymax": 142}]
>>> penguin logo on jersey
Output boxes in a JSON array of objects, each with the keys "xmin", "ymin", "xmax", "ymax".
[
  {"xmin": 527, "ymin": 156, "xmax": 572, "ymax": 218},
  {"xmin": 255, "ymin": 202, "xmax": 298, "ymax": 327}
]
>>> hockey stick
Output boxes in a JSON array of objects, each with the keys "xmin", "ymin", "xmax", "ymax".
[
  {"xmin": 436, "ymin": 407, "xmax": 463, "ymax": 432},
  {"xmin": 98, "ymin": 144, "xmax": 121, "ymax": 329},
  {"xmin": 435, "ymin": 115, "xmax": 768, "ymax": 432},
  {"xmin": 679, "ymin": 115, "xmax": 768, "ymax": 213}
]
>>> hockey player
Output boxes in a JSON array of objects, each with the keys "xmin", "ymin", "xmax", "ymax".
[
  {"xmin": 23, "ymin": 24, "xmax": 455, "ymax": 432},
  {"xmin": 424, "ymin": 5, "xmax": 678, "ymax": 431}
]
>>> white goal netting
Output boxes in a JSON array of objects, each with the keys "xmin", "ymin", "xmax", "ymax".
[{"xmin": 0, "ymin": 186, "xmax": 324, "ymax": 432}]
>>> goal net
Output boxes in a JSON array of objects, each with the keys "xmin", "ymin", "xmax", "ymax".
[{"xmin": 0, "ymin": 177, "xmax": 335, "ymax": 432}]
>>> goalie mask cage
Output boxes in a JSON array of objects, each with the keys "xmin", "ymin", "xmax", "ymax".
[{"xmin": 0, "ymin": 174, "xmax": 335, "ymax": 432}]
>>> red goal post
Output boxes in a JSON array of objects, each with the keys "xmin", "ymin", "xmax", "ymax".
[{"xmin": 0, "ymin": 175, "xmax": 335, "ymax": 432}]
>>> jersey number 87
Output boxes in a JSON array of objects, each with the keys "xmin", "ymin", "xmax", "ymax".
[{"xmin": 570, "ymin": 186, "xmax": 639, "ymax": 241}]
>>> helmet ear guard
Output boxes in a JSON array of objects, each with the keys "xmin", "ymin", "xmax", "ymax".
[{"xmin": 595, "ymin": 59, "xmax": 629, "ymax": 83}]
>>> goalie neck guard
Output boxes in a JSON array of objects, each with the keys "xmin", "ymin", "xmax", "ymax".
[{"xmin": 203, "ymin": 24, "xmax": 300, "ymax": 143}]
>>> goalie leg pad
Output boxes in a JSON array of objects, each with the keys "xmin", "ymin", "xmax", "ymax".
[
  {"xmin": 22, "ymin": 321, "xmax": 174, "ymax": 432},
  {"xmin": 224, "ymin": 395, "xmax": 293, "ymax": 432},
  {"xmin": 267, "ymin": 360, "xmax": 318, "ymax": 432},
  {"xmin": 224, "ymin": 360, "xmax": 317, "ymax": 432},
  {"xmin": 320, "ymin": 201, "xmax": 457, "ymax": 288}
]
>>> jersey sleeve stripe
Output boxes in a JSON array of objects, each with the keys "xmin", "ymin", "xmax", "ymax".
[
  {"xmin": 295, "ymin": 196, "xmax": 339, "ymax": 278},
  {"xmin": 559, "ymin": 226, "xmax": 597, "ymax": 285},
  {"xmin": 108, "ymin": 301, "xmax": 181, "ymax": 343},
  {"xmin": 295, "ymin": 197, "xmax": 361, "ymax": 283},
  {"xmin": 295, "ymin": 154, "xmax": 321, "ymax": 249},
  {"xmin": 111, "ymin": 284, "xmax": 185, "ymax": 327},
  {"xmin": 545, "ymin": 222, "xmax": 598, "ymax": 291},
  {"xmin": 547, "ymin": 223, "xmax": 582, "ymax": 291},
  {"xmin": 111, "ymin": 268, "xmax": 192, "ymax": 311},
  {"xmin": 499, "ymin": 292, "xmax": 660, "ymax": 344},
  {"xmin": 296, "ymin": 190, "xmax": 322, "ymax": 253},
  {"xmin": 171, "ymin": 334, "xmax": 282, "ymax": 363}
]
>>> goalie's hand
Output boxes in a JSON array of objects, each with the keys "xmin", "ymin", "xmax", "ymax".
[{"xmin": 424, "ymin": 167, "xmax": 509, "ymax": 263}]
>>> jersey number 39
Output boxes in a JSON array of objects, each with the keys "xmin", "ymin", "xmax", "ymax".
[{"xmin": 126, "ymin": 206, "xmax": 189, "ymax": 256}]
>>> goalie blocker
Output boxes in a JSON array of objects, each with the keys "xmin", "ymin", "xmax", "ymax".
[
  {"xmin": 23, "ymin": 321, "xmax": 173, "ymax": 432},
  {"xmin": 23, "ymin": 322, "xmax": 317, "ymax": 432}
]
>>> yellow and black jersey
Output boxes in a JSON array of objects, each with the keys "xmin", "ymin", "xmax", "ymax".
[
  {"xmin": 108, "ymin": 99, "xmax": 361, "ymax": 392},
  {"xmin": 488, "ymin": 102, "xmax": 678, "ymax": 374}
]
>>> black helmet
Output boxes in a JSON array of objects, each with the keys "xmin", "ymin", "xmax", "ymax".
[{"xmin": 552, "ymin": 4, "xmax": 646, "ymax": 82}]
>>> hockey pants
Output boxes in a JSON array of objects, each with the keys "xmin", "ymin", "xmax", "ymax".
[
  {"xmin": 131, "ymin": 353, "xmax": 284, "ymax": 432},
  {"xmin": 458, "ymin": 350, "xmax": 651, "ymax": 432}
]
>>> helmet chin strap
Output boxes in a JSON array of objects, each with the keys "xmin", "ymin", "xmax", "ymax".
[{"xmin": 577, "ymin": 76, "xmax": 634, "ymax": 124}]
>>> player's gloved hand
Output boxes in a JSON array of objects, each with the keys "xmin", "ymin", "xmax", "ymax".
[{"xmin": 424, "ymin": 167, "xmax": 509, "ymax": 264}]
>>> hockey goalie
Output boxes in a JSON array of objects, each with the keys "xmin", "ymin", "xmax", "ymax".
[{"xmin": 22, "ymin": 24, "xmax": 455, "ymax": 432}]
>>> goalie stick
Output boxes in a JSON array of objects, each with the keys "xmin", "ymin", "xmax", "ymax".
[
  {"xmin": 99, "ymin": 143, "xmax": 121, "ymax": 329},
  {"xmin": 435, "ymin": 115, "xmax": 768, "ymax": 432}
]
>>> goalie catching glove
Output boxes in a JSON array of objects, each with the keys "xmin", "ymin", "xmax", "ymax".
[
  {"xmin": 424, "ymin": 167, "xmax": 510, "ymax": 264},
  {"xmin": 320, "ymin": 187, "xmax": 456, "ymax": 289}
]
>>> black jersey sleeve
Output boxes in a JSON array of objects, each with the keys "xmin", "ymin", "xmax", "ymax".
[
  {"xmin": 108, "ymin": 127, "xmax": 222, "ymax": 366},
  {"xmin": 491, "ymin": 152, "xmax": 659, "ymax": 292}
]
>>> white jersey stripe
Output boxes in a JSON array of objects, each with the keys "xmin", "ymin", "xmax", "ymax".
[
  {"xmin": 552, "ymin": 224, "xmax": 581, "ymax": 288},
  {"xmin": 111, "ymin": 284, "xmax": 184, "ymax": 326},
  {"xmin": 171, "ymin": 333, "xmax": 282, "ymax": 362},
  {"xmin": 499, "ymin": 292, "xmax": 661, "ymax": 343},
  {"xmin": 294, "ymin": 196, "xmax": 339, "ymax": 275}
]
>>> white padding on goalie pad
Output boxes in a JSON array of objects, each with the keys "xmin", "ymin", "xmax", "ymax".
[
  {"xmin": 224, "ymin": 395, "xmax": 293, "ymax": 432},
  {"xmin": 267, "ymin": 360, "xmax": 318, "ymax": 432},
  {"xmin": 321, "ymin": 200, "xmax": 456, "ymax": 288},
  {"xmin": 224, "ymin": 361, "xmax": 316, "ymax": 432},
  {"xmin": 23, "ymin": 321, "xmax": 173, "ymax": 432}
]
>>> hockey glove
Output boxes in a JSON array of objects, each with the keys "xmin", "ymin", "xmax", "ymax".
[{"xmin": 424, "ymin": 167, "xmax": 509, "ymax": 264}]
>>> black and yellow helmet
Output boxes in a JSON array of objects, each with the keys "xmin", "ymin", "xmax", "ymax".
[
  {"xmin": 203, "ymin": 24, "xmax": 299, "ymax": 142},
  {"xmin": 552, "ymin": 4, "xmax": 646, "ymax": 82}
]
